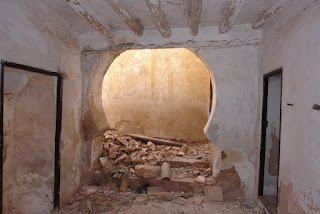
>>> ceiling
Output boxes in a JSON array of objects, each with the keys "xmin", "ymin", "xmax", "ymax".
[{"xmin": 18, "ymin": 0, "xmax": 316, "ymax": 45}]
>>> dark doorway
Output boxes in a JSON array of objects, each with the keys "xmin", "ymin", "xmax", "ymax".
[
  {"xmin": 259, "ymin": 69, "xmax": 282, "ymax": 214},
  {"xmin": 0, "ymin": 61, "xmax": 63, "ymax": 214}
]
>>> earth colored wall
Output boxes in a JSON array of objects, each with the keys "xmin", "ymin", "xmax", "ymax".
[{"xmin": 102, "ymin": 48, "xmax": 211, "ymax": 142}]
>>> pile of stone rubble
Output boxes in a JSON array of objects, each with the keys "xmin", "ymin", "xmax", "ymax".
[{"xmin": 95, "ymin": 130, "xmax": 212, "ymax": 188}]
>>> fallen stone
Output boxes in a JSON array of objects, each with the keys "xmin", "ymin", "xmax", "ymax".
[
  {"xmin": 85, "ymin": 201, "xmax": 93, "ymax": 211},
  {"xmin": 178, "ymin": 145, "xmax": 188, "ymax": 156},
  {"xmin": 194, "ymin": 175, "xmax": 205, "ymax": 183},
  {"xmin": 115, "ymin": 153, "xmax": 127, "ymax": 163},
  {"xmin": 155, "ymin": 191, "xmax": 174, "ymax": 201},
  {"xmin": 119, "ymin": 171, "xmax": 129, "ymax": 192},
  {"xmin": 135, "ymin": 164, "xmax": 160, "ymax": 178},
  {"xmin": 80, "ymin": 186, "xmax": 98, "ymax": 196},
  {"xmin": 134, "ymin": 195, "xmax": 148, "ymax": 202},
  {"xmin": 177, "ymin": 208, "xmax": 184, "ymax": 214},
  {"xmin": 175, "ymin": 197, "xmax": 188, "ymax": 205},
  {"xmin": 67, "ymin": 202, "xmax": 79, "ymax": 210},
  {"xmin": 187, "ymin": 197, "xmax": 194, "ymax": 204},
  {"xmin": 204, "ymin": 186, "xmax": 223, "ymax": 202},
  {"xmin": 193, "ymin": 196, "xmax": 204, "ymax": 205},
  {"xmin": 147, "ymin": 187, "xmax": 167, "ymax": 195},
  {"xmin": 99, "ymin": 157, "xmax": 116, "ymax": 172}
]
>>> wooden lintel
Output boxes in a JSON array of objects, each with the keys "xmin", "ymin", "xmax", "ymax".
[
  {"xmin": 62, "ymin": 0, "xmax": 113, "ymax": 39},
  {"xmin": 106, "ymin": 0, "xmax": 143, "ymax": 37},
  {"xmin": 187, "ymin": 0, "xmax": 202, "ymax": 36},
  {"xmin": 145, "ymin": 0, "xmax": 171, "ymax": 38},
  {"xmin": 220, "ymin": 0, "xmax": 247, "ymax": 34}
]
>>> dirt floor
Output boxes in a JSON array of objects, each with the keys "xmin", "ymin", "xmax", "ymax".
[{"xmin": 55, "ymin": 186, "xmax": 263, "ymax": 214}]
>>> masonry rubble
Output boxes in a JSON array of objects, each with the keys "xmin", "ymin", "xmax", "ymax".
[{"xmin": 95, "ymin": 130, "xmax": 212, "ymax": 183}]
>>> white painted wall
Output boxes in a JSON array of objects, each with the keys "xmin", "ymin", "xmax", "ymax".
[
  {"xmin": 0, "ymin": 0, "xmax": 83, "ymax": 210},
  {"xmin": 260, "ymin": 1, "xmax": 320, "ymax": 213}
]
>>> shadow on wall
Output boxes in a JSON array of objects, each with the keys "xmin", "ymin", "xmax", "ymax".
[{"xmin": 101, "ymin": 48, "xmax": 214, "ymax": 142}]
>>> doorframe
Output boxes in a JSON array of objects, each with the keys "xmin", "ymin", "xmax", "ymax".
[
  {"xmin": 0, "ymin": 60, "xmax": 63, "ymax": 213},
  {"xmin": 258, "ymin": 68, "xmax": 283, "ymax": 213}
]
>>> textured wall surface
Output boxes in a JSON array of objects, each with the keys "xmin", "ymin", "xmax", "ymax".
[
  {"xmin": 0, "ymin": 0, "xmax": 83, "ymax": 211},
  {"xmin": 3, "ymin": 68, "xmax": 56, "ymax": 214},
  {"xmin": 260, "ymin": 1, "xmax": 320, "ymax": 213},
  {"xmin": 102, "ymin": 48, "xmax": 211, "ymax": 141}
]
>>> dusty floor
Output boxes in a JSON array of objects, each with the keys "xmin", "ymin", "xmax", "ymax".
[{"xmin": 56, "ymin": 186, "xmax": 263, "ymax": 214}]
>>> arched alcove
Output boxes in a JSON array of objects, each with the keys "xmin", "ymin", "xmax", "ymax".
[{"xmin": 99, "ymin": 48, "xmax": 215, "ymax": 143}]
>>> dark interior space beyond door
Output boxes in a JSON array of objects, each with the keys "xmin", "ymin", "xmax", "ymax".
[{"xmin": 259, "ymin": 69, "xmax": 282, "ymax": 214}]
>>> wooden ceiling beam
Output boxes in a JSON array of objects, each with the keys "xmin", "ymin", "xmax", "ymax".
[
  {"xmin": 220, "ymin": 0, "xmax": 247, "ymax": 34},
  {"xmin": 62, "ymin": 0, "xmax": 113, "ymax": 39},
  {"xmin": 106, "ymin": 0, "xmax": 143, "ymax": 37},
  {"xmin": 187, "ymin": 0, "xmax": 202, "ymax": 36},
  {"xmin": 145, "ymin": 0, "xmax": 171, "ymax": 38}
]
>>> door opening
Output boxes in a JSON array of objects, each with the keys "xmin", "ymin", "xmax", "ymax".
[
  {"xmin": 0, "ymin": 61, "xmax": 63, "ymax": 214},
  {"xmin": 258, "ymin": 69, "xmax": 282, "ymax": 214}
]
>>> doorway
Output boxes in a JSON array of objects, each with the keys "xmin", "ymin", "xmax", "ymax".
[
  {"xmin": 259, "ymin": 69, "xmax": 282, "ymax": 214},
  {"xmin": 0, "ymin": 61, "xmax": 63, "ymax": 214}
]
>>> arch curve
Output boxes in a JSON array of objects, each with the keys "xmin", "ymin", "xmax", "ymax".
[{"xmin": 87, "ymin": 48, "xmax": 216, "ymax": 141}]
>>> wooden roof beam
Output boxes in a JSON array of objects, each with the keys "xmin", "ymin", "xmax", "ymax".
[
  {"xmin": 106, "ymin": 0, "xmax": 143, "ymax": 37},
  {"xmin": 145, "ymin": 0, "xmax": 171, "ymax": 38},
  {"xmin": 187, "ymin": 0, "xmax": 202, "ymax": 36},
  {"xmin": 62, "ymin": 0, "xmax": 113, "ymax": 39},
  {"xmin": 220, "ymin": 0, "xmax": 247, "ymax": 34}
]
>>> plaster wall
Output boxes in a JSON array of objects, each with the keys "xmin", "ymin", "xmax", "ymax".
[
  {"xmin": 102, "ymin": 48, "xmax": 211, "ymax": 141},
  {"xmin": 0, "ymin": 0, "xmax": 83, "ymax": 210},
  {"xmin": 3, "ymin": 68, "xmax": 56, "ymax": 214},
  {"xmin": 260, "ymin": 1, "xmax": 320, "ymax": 213}
]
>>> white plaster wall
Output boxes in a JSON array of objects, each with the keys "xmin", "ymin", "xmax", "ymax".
[
  {"xmin": 0, "ymin": 0, "xmax": 83, "ymax": 209},
  {"xmin": 199, "ymin": 46, "xmax": 260, "ymax": 199},
  {"xmin": 260, "ymin": 1, "xmax": 320, "ymax": 213}
]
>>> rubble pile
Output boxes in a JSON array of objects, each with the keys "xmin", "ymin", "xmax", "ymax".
[
  {"xmin": 63, "ymin": 186, "xmax": 136, "ymax": 213},
  {"xmin": 95, "ymin": 130, "xmax": 212, "ymax": 183}
]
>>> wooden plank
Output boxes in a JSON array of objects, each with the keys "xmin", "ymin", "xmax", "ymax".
[
  {"xmin": 220, "ymin": 0, "xmax": 247, "ymax": 34},
  {"xmin": 127, "ymin": 134, "xmax": 185, "ymax": 147},
  {"xmin": 187, "ymin": 0, "xmax": 202, "ymax": 36},
  {"xmin": 106, "ymin": 0, "xmax": 143, "ymax": 37},
  {"xmin": 62, "ymin": 0, "xmax": 113, "ymax": 39},
  {"xmin": 145, "ymin": 0, "xmax": 171, "ymax": 38}
]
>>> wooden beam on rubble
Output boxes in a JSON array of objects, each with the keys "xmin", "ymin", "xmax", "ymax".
[
  {"xmin": 127, "ymin": 134, "xmax": 186, "ymax": 147},
  {"xmin": 106, "ymin": 0, "xmax": 143, "ymax": 37}
]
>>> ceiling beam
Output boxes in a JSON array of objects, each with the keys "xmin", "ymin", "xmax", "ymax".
[
  {"xmin": 106, "ymin": 0, "xmax": 143, "ymax": 37},
  {"xmin": 187, "ymin": 0, "xmax": 202, "ymax": 36},
  {"xmin": 220, "ymin": 0, "xmax": 247, "ymax": 34},
  {"xmin": 62, "ymin": 0, "xmax": 113, "ymax": 39},
  {"xmin": 253, "ymin": 1, "xmax": 288, "ymax": 29},
  {"xmin": 145, "ymin": 0, "xmax": 171, "ymax": 38}
]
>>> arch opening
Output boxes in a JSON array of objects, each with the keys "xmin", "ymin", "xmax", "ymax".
[{"xmin": 101, "ymin": 48, "xmax": 216, "ymax": 143}]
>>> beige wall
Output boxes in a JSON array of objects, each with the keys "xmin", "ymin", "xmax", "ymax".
[
  {"xmin": 102, "ymin": 48, "xmax": 211, "ymax": 142},
  {"xmin": 0, "ymin": 0, "xmax": 83, "ymax": 210},
  {"xmin": 3, "ymin": 68, "xmax": 56, "ymax": 214},
  {"xmin": 259, "ymin": 1, "xmax": 320, "ymax": 213}
]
